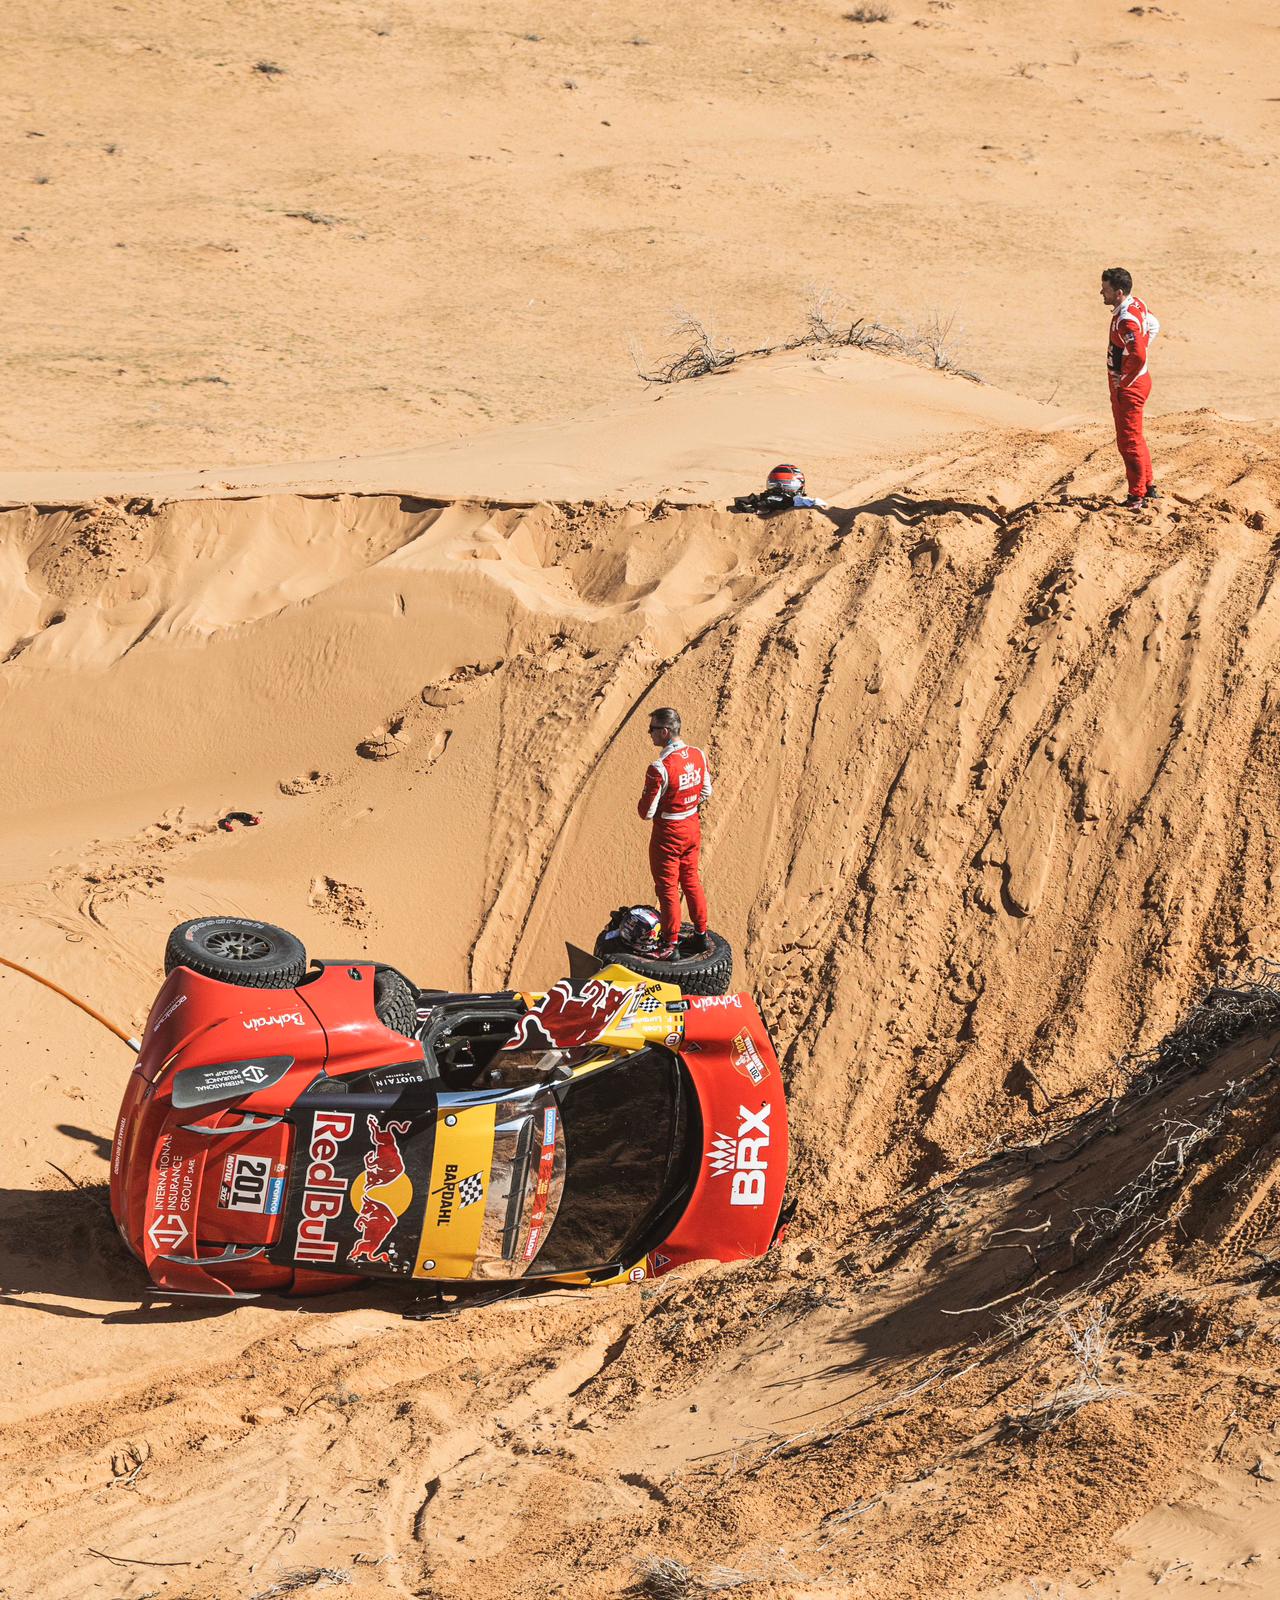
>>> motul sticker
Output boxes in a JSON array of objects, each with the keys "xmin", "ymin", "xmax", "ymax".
[{"xmin": 706, "ymin": 1103, "xmax": 773, "ymax": 1207}]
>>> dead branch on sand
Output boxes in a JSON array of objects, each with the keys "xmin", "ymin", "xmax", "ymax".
[{"xmin": 631, "ymin": 287, "xmax": 984, "ymax": 386}]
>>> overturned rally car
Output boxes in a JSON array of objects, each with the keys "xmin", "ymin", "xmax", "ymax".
[{"xmin": 110, "ymin": 917, "xmax": 789, "ymax": 1302}]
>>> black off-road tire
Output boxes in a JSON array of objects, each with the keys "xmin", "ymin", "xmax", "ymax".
[
  {"xmin": 593, "ymin": 923, "xmax": 734, "ymax": 996},
  {"xmin": 374, "ymin": 965, "xmax": 419, "ymax": 1039},
  {"xmin": 164, "ymin": 916, "xmax": 307, "ymax": 988}
]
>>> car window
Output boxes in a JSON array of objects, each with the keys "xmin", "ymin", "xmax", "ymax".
[
  {"xmin": 533, "ymin": 1048, "xmax": 685, "ymax": 1273},
  {"xmin": 470, "ymin": 1091, "xmax": 567, "ymax": 1279}
]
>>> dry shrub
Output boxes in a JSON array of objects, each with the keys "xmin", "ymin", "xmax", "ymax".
[{"xmin": 632, "ymin": 287, "xmax": 983, "ymax": 386}]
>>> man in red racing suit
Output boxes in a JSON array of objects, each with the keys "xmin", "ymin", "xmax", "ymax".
[
  {"xmin": 638, "ymin": 707, "xmax": 712, "ymax": 958},
  {"xmin": 1101, "ymin": 266, "xmax": 1160, "ymax": 507}
]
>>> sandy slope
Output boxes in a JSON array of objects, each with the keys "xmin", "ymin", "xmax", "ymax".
[
  {"xmin": 4, "ymin": 352, "xmax": 1280, "ymax": 1597},
  {"xmin": 4, "ymin": 0, "xmax": 1280, "ymax": 1592},
  {"xmin": 3, "ymin": 0, "xmax": 1279, "ymax": 470}
]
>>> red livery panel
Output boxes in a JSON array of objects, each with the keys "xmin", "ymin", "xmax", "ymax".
[{"xmin": 648, "ymin": 993, "xmax": 789, "ymax": 1275}]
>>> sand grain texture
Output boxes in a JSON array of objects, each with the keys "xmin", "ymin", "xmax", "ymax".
[{"xmin": 4, "ymin": 1, "xmax": 1280, "ymax": 1595}]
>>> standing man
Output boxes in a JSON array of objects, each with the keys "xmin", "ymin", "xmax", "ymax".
[
  {"xmin": 1101, "ymin": 267, "xmax": 1161, "ymax": 509},
  {"xmin": 638, "ymin": 707, "xmax": 712, "ymax": 958}
]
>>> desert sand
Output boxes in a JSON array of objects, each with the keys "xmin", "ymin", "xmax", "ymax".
[{"xmin": 3, "ymin": 2, "xmax": 1280, "ymax": 1598}]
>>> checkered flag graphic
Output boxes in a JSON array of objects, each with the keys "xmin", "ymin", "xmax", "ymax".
[
  {"xmin": 637, "ymin": 996, "xmax": 661, "ymax": 1013},
  {"xmin": 457, "ymin": 1172, "xmax": 485, "ymax": 1209}
]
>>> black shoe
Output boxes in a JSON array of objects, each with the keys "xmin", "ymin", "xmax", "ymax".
[
  {"xmin": 1122, "ymin": 493, "xmax": 1146, "ymax": 510},
  {"xmin": 1144, "ymin": 483, "xmax": 1160, "ymax": 500},
  {"xmin": 688, "ymin": 932, "xmax": 713, "ymax": 956},
  {"xmin": 651, "ymin": 941, "xmax": 678, "ymax": 961}
]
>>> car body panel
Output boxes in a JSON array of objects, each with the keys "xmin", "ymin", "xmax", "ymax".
[{"xmin": 110, "ymin": 954, "xmax": 787, "ymax": 1300}]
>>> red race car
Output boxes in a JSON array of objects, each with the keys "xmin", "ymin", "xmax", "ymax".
[{"xmin": 110, "ymin": 917, "xmax": 790, "ymax": 1303}]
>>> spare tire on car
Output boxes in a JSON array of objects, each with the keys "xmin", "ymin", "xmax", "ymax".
[
  {"xmin": 593, "ymin": 916, "xmax": 734, "ymax": 997},
  {"xmin": 373, "ymin": 964, "xmax": 419, "ymax": 1039},
  {"xmin": 164, "ymin": 916, "xmax": 307, "ymax": 989}
]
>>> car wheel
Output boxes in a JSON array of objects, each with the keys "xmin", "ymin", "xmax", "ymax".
[
  {"xmin": 592, "ymin": 925, "xmax": 734, "ymax": 996},
  {"xmin": 164, "ymin": 917, "xmax": 307, "ymax": 988},
  {"xmin": 374, "ymin": 965, "xmax": 418, "ymax": 1039}
]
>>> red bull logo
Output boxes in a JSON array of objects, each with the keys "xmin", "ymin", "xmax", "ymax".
[
  {"xmin": 507, "ymin": 977, "xmax": 629, "ymax": 1052},
  {"xmin": 295, "ymin": 1111, "xmax": 357, "ymax": 1263},
  {"xmin": 348, "ymin": 1115, "xmax": 413, "ymax": 1265}
]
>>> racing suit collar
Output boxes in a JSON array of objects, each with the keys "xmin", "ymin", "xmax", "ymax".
[{"xmin": 659, "ymin": 737, "xmax": 687, "ymax": 756}]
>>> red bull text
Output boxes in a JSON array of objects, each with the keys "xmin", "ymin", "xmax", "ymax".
[{"xmin": 295, "ymin": 1111, "xmax": 356, "ymax": 1262}]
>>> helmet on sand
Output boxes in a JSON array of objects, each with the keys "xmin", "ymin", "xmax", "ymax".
[{"xmin": 767, "ymin": 464, "xmax": 805, "ymax": 496}]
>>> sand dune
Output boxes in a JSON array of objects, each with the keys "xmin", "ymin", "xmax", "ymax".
[
  {"xmin": 5, "ymin": 0, "xmax": 1280, "ymax": 1592},
  {"xmin": 4, "ymin": 350, "xmax": 1280, "ymax": 1595}
]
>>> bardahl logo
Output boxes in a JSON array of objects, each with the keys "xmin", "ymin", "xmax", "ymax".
[
  {"xmin": 243, "ymin": 1011, "xmax": 305, "ymax": 1032},
  {"xmin": 294, "ymin": 1111, "xmax": 356, "ymax": 1262},
  {"xmin": 433, "ymin": 1162, "xmax": 460, "ymax": 1227},
  {"xmin": 706, "ymin": 1103, "xmax": 772, "ymax": 1208}
]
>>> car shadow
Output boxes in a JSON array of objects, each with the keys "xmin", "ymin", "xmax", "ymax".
[{"xmin": 0, "ymin": 1179, "xmax": 431, "ymax": 1323}]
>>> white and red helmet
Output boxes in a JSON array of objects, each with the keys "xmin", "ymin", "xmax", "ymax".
[{"xmin": 767, "ymin": 463, "xmax": 805, "ymax": 496}]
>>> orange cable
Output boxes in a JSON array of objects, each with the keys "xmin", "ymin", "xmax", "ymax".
[{"xmin": 0, "ymin": 953, "xmax": 139, "ymax": 1050}]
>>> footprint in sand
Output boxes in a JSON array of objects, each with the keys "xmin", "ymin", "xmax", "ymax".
[
  {"xmin": 357, "ymin": 659, "xmax": 503, "ymax": 760},
  {"xmin": 309, "ymin": 875, "xmax": 370, "ymax": 930},
  {"xmin": 279, "ymin": 768, "xmax": 337, "ymax": 794}
]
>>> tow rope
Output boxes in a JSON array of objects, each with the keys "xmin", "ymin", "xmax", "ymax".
[{"xmin": 0, "ymin": 954, "xmax": 140, "ymax": 1051}]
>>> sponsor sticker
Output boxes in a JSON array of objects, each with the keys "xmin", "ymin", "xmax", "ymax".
[
  {"xmin": 147, "ymin": 1131, "xmax": 199, "ymax": 1253},
  {"xmin": 348, "ymin": 1116, "xmax": 414, "ymax": 1268},
  {"xmin": 294, "ymin": 1111, "xmax": 356, "ymax": 1263},
  {"xmin": 149, "ymin": 992, "xmax": 188, "ymax": 1035},
  {"xmin": 171, "ymin": 1054, "xmax": 293, "ymax": 1110},
  {"xmin": 523, "ymin": 1107, "xmax": 559, "ymax": 1261},
  {"xmin": 243, "ymin": 1011, "xmax": 305, "ymax": 1032},
  {"xmin": 730, "ymin": 1028, "xmax": 767, "ymax": 1086},
  {"xmin": 690, "ymin": 994, "xmax": 743, "ymax": 1012},
  {"xmin": 706, "ymin": 1103, "xmax": 773, "ymax": 1208},
  {"xmin": 219, "ymin": 1153, "xmax": 284, "ymax": 1214},
  {"xmin": 414, "ymin": 1104, "xmax": 497, "ymax": 1278},
  {"xmin": 506, "ymin": 978, "xmax": 629, "ymax": 1052}
]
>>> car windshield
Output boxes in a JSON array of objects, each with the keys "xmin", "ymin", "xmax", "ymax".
[
  {"xmin": 468, "ymin": 1049, "xmax": 690, "ymax": 1279},
  {"xmin": 534, "ymin": 1047, "xmax": 690, "ymax": 1274}
]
